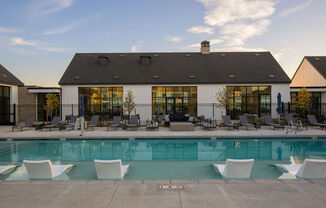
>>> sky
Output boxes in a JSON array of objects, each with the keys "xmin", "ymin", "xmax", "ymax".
[{"xmin": 0, "ymin": 0, "xmax": 325, "ymax": 86}]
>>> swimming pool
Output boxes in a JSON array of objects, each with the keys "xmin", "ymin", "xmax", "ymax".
[{"xmin": 1, "ymin": 137, "xmax": 325, "ymax": 180}]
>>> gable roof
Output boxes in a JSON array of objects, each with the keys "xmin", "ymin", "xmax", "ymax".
[
  {"xmin": 59, "ymin": 51, "xmax": 290, "ymax": 85},
  {"xmin": 0, "ymin": 64, "xmax": 24, "ymax": 86},
  {"xmin": 305, "ymin": 56, "xmax": 326, "ymax": 79}
]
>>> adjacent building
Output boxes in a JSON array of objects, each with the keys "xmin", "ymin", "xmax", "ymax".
[
  {"xmin": 0, "ymin": 64, "xmax": 24, "ymax": 124},
  {"xmin": 290, "ymin": 56, "xmax": 326, "ymax": 117},
  {"xmin": 59, "ymin": 41, "xmax": 291, "ymax": 121}
]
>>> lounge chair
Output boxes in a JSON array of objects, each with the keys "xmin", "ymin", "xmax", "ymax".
[
  {"xmin": 239, "ymin": 115, "xmax": 256, "ymax": 130},
  {"xmin": 12, "ymin": 116, "xmax": 34, "ymax": 132},
  {"xmin": 146, "ymin": 119, "xmax": 159, "ymax": 130},
  {"xmin": 127, "ymin": 116, "xmax": 139, "ymax": 130},
  {"xmin": 264, "ymin": 116, "xmax": 284, "ymax": 130},
  {"xmin": 222, "ymin": 116, "xmax": 238, "ymax": 130},
  {"xmin": 274, "ymin": 159, "xmax": 326, "ymax": 178},
  {"xmin": 94, "ymin": 159, "xmax": 129, "ymax": 179},
  {"xmin": 23, "ymin": 160, "xmax": 74, "ymax": 179},
  {"xmin": 107, "ymin": 116, "xmax": 121, "ymax": 131},
  {"xmin": 41, "ymin": 116, "xmax": 61, "ymax": 131},
  {"xmin": 65, "ymin": 116, "xmax": 77, "ymax": 130},
  {"xmin": 0, "ymin": 165, "xmax": 16, "ymax": 174},
  {"xmin": 202, "ymin": 118, "xmax": 216, "ymax": 129},
  {"xmin": 86, "ymin": 115, "xmax": 100, "ymax": 131},
  {"xmin": 212, "ymin": 159, "xmax": 254, "ymax": 179},
  {"xmin": 307, "ymin": 115, "xmax": 326, "ymax": 130}
]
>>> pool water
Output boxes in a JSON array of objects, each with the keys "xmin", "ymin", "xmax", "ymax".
[{"xmin": 0, "ymin": 137, "xmax": 326, "ymax": 180}]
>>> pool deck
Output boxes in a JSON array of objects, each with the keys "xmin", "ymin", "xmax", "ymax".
[
  {"xmin": 0, "ymin": 125, "xmax": 325, "ymax": 139},
  {"xmin": 1, "ymin": 179, "xmax": 326, "ymax": 207}
]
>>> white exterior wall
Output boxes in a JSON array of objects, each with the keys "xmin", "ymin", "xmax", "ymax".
[
  {"xmin": 271, "ymin": 84, "xmax": 290, "ymax": 118},
  {"xmin": 61, "ymin": 85, "xmax": 79, "ymax": 119},
  {"xmin": 123, "ymin": 85, "xmax": 152, "ymax": 121},
  {"xmin": 10, "ymin": 85, "xmax": 18, "ymax": 122},
  {"xmin": 197, "ymin": 84, "xmax": 224, "ymax": 121}
]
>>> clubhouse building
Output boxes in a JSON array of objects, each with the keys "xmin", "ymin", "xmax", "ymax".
[{"xmin": 59, "ymin": 41, "xmax": 291, "ymax": 121}]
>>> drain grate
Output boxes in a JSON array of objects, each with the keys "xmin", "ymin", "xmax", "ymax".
[{"xmin": 159, "ymin": 184, "xmax": 183, "ymax": 189}]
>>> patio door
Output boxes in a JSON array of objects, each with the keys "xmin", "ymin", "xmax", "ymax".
[{"xmin": 166, "ymin": 97, "xmax": 184, "ymax": 114}]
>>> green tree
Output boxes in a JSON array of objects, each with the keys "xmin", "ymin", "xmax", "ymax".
[
  {"xmin": 123, "ymin": 90, "xmax": 136, "ymax": 118},
  {"xmin": 296, "ymin": 87, "xmax": 311, "ymax": 118},
  {"xmin": 43, "ymin": 94, "xmax": 60, "ymax": 122}
]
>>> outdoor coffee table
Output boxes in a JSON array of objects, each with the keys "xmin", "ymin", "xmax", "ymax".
[{"xmin": 170, "ymin": 122, "xmax": 194, "ymax": 131}]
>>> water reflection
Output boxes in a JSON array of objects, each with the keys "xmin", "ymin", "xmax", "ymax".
[{"xmin": 0, "ymin": 138, "xmax": 326, "ymax": 162}]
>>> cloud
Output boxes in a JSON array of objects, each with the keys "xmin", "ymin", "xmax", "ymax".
[
  {"xmin": 187, "ymin": 26, "xmax": 214, "ymax": 34},
  {"xmin": 165, "ymin": 36, "xmax": 183, "ymax": 43},
  {"xmin": 131, "ymin": 41, "xmax": 143, "ymax": 52},
  {"xmin": 184, "ymin": 0, "xmax": 275, "ymax": 49},
  {"xmin": 221, "ymin": 19, "xmax": 271, "ymax": 46},
  {"xmin": 8, "ymin": 37, "xmax": 71, "ymax": 53},
  {"xmin": 29, "ymin": 0, "xmax": 74, "ymax": 16},
  {"xmin": 42, "ymin": 14, "xmax": 102, "ymax": 35},
  {"xmin": 0, "ymin": 26, "xmax": 21, "ymax": 33},
  {"xmin": 280, "ymin": 0, "xmax": 314, "ymax": 17},
  {"xmin": 197, "ymin": 0, "xmax": 275, "ymax": 26},
  {"xmin": 10, "ymin": 37, "xmax": 37, "ymax": 46}
]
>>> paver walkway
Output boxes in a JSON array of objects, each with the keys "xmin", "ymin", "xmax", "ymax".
[{"xmin": 1, "ymin": 179, "xmax": 326, "ymax": 208}]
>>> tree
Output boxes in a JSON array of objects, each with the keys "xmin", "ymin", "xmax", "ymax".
[
  {"xmin": 296, "ymin": 87, "xmax": 311, "ymax": 117},
  {"xmin": 216, "ymin": 87, "xmax": 233, "ymax": 115},
  {"xmin": 43, "ymin": 94, "xmax": 60, "ymax": 122},
  {"xmin": 123, "ymin": 90, "xmax": 136, "ymax": 118}
]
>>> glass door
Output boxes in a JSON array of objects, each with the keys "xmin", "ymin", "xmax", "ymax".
[
  {"xmin": 175, "ymin": 97, "xmax": 183, "ymax": 114},
  {"xmin": 166, "ymin": 98, "xmax": 174, "ymax": 115}
]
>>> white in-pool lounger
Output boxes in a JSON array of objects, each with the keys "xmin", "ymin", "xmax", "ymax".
[
  {"xmin": 213, "ymin": 159, "xmax": 254, "ymax": 179},
  {"xmin": 23, "ymin": 160, "xmax": 74, "ymax": 179},
  {"xmin": 0, "ymin": 165, "xmax": 16, "ymax": 174},
  {"xmin": 274, "ymin": 159, "xmax": 326, "ymax": 178},
  {"xmin": 94, "ymin": 159, "xmax": 129, "ymax": 179}
]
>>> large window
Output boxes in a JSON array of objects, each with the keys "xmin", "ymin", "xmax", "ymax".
[
  {"xmin": 227, "ymin": 86, "xmax": 271, "ymax": 119},
  {"xmin": 290, "ymin": 92, "xmax": 321, "ymax": 117},
  {"xmin": 152, "ymin": 86, "xmax": 197, "ymax": 116},
  {"xmin": 79, "ymin": 87, "xmax": 123, "ymax": 119},
  {"xmin": 37, "ymin": 93, "xmax": 60, "ymax": 121},
  {"xmin": 0, "ymin": 86, "xmax": 10, "ymax": 124}
]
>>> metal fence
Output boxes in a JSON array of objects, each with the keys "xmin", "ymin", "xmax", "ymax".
[{"xmin": 5, "ymin": 102, "xmax": 326, "ymax": 124}]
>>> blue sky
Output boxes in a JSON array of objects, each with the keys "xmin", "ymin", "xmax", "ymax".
[{"xmin": 0, "ymin": 0, "xmax": 325, "ymax": 86}]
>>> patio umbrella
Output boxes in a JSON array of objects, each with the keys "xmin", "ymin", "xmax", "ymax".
[
  {"xmin": 79, "ymin": 95, "xmax": 84, "ymax": 116},
  {"xmin": 276, "ymin": 93, "xmax": 282, "ymax": 115}
]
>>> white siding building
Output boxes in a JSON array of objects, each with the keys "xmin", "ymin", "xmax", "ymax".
[{"xmin": 59, "ymin": 41, "xmax": 291, "ymax": 121}]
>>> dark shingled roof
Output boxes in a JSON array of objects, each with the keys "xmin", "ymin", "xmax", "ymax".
[
  {"xmin": 305, "ymin": 56, "xmax": 326, "ymax": 79},
  {"xmin": 59, "ymin": 52, "xmax": 290, "ymax": 85},
  {"xmin": 0, "ymin": 64, "xmax": 24, "ymax": 86}
]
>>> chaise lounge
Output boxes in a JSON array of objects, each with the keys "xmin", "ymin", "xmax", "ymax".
[
  {"xmin": 0, "ymin": 165, "xmax": 16, "ymax": 174},
  {"xmin": 307, "ymin": 115, "xmax": 326, "ymax": 130},
  {"xmin": 264, "ymin": 116, "xmax": 284, "ymax": 130},
  {"xmin": 23, "ymin": 160, "xmax": 74, "ymax": 179},
  {"xmin": 12, "ymin": 116, "xmax": 34, "ymax": 132},
  {"xmin": 212, "ymin": 159, "xmax": 254, "ymax": 179},
  {"xmin": 94, "ymin": 159, "xmax": 129, "ymax": 179}
]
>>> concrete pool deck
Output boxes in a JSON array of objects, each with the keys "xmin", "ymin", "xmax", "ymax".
[
  {"xmin": 0, "ymin": 125, "xmax": 325, "ymax": 139},
  {"xmin": 1, "ymin": 179, "xmax": 326, "ymax": 207}
]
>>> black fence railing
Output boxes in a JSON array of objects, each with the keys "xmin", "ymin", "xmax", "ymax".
[{"xmin": 8, "ymin": 102, "xmax": 326, "ymax": 123}]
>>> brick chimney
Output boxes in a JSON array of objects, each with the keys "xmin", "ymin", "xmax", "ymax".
[{"xmin": 200, "ymin": 40, "xmax": 210, "ymax": 54}]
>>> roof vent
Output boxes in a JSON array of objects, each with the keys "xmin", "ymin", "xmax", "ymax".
[
  {"xmin": 140, "ymin": 56, "xmax": 152, "ymax": 65},
  {"xmin": 74, "ymin": 76, "xmax": 80, "ymax": 80},
  {"xmin": 152, "ymin": 75, "xmax": 159, "ymax": 79},
  {"xmin": 86, "ymin": 54, "xmax": 92, "ymax": 58},
  {"xmin": 315, "ymin": 58, "xmax": 320, "ymax": 61},
  {"xmin": 154, "ymin": 54, "xmax": 159, "ymax": 57},
  {"xmin": 119, "ymin": 54, "xmax": 125, "ymax": 57},
  {"xmin": 268, "ymin": 74, "xmax": 275, "ymax": 78},
  {"xmin": 113, "ymin": 75, "xmax": 120, "ymax": 79},
  {"xmin": 255, "ymin": 53, "xmax": 260, "ymax": 57},
  {"xmin": 228, "ymin": 75, "xmax": 235, "ymax": 79},
  {"xmin": 98, "ymin": 55, "xmax": 109, "ymax": 65},
  {"xmin": 185, "ymin": 54, "xmax": 191, "ymax": 57},
  {"xmin": 1, "ymin": 74, "xmax": 7, "ymax": 78},
  {"xmin": 189, "ymin": 75, "xmax": 196, "ymax": 79},
  {"xmin": 221, "ymin": 54, "xmax": 226, "ymax": 57}
]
